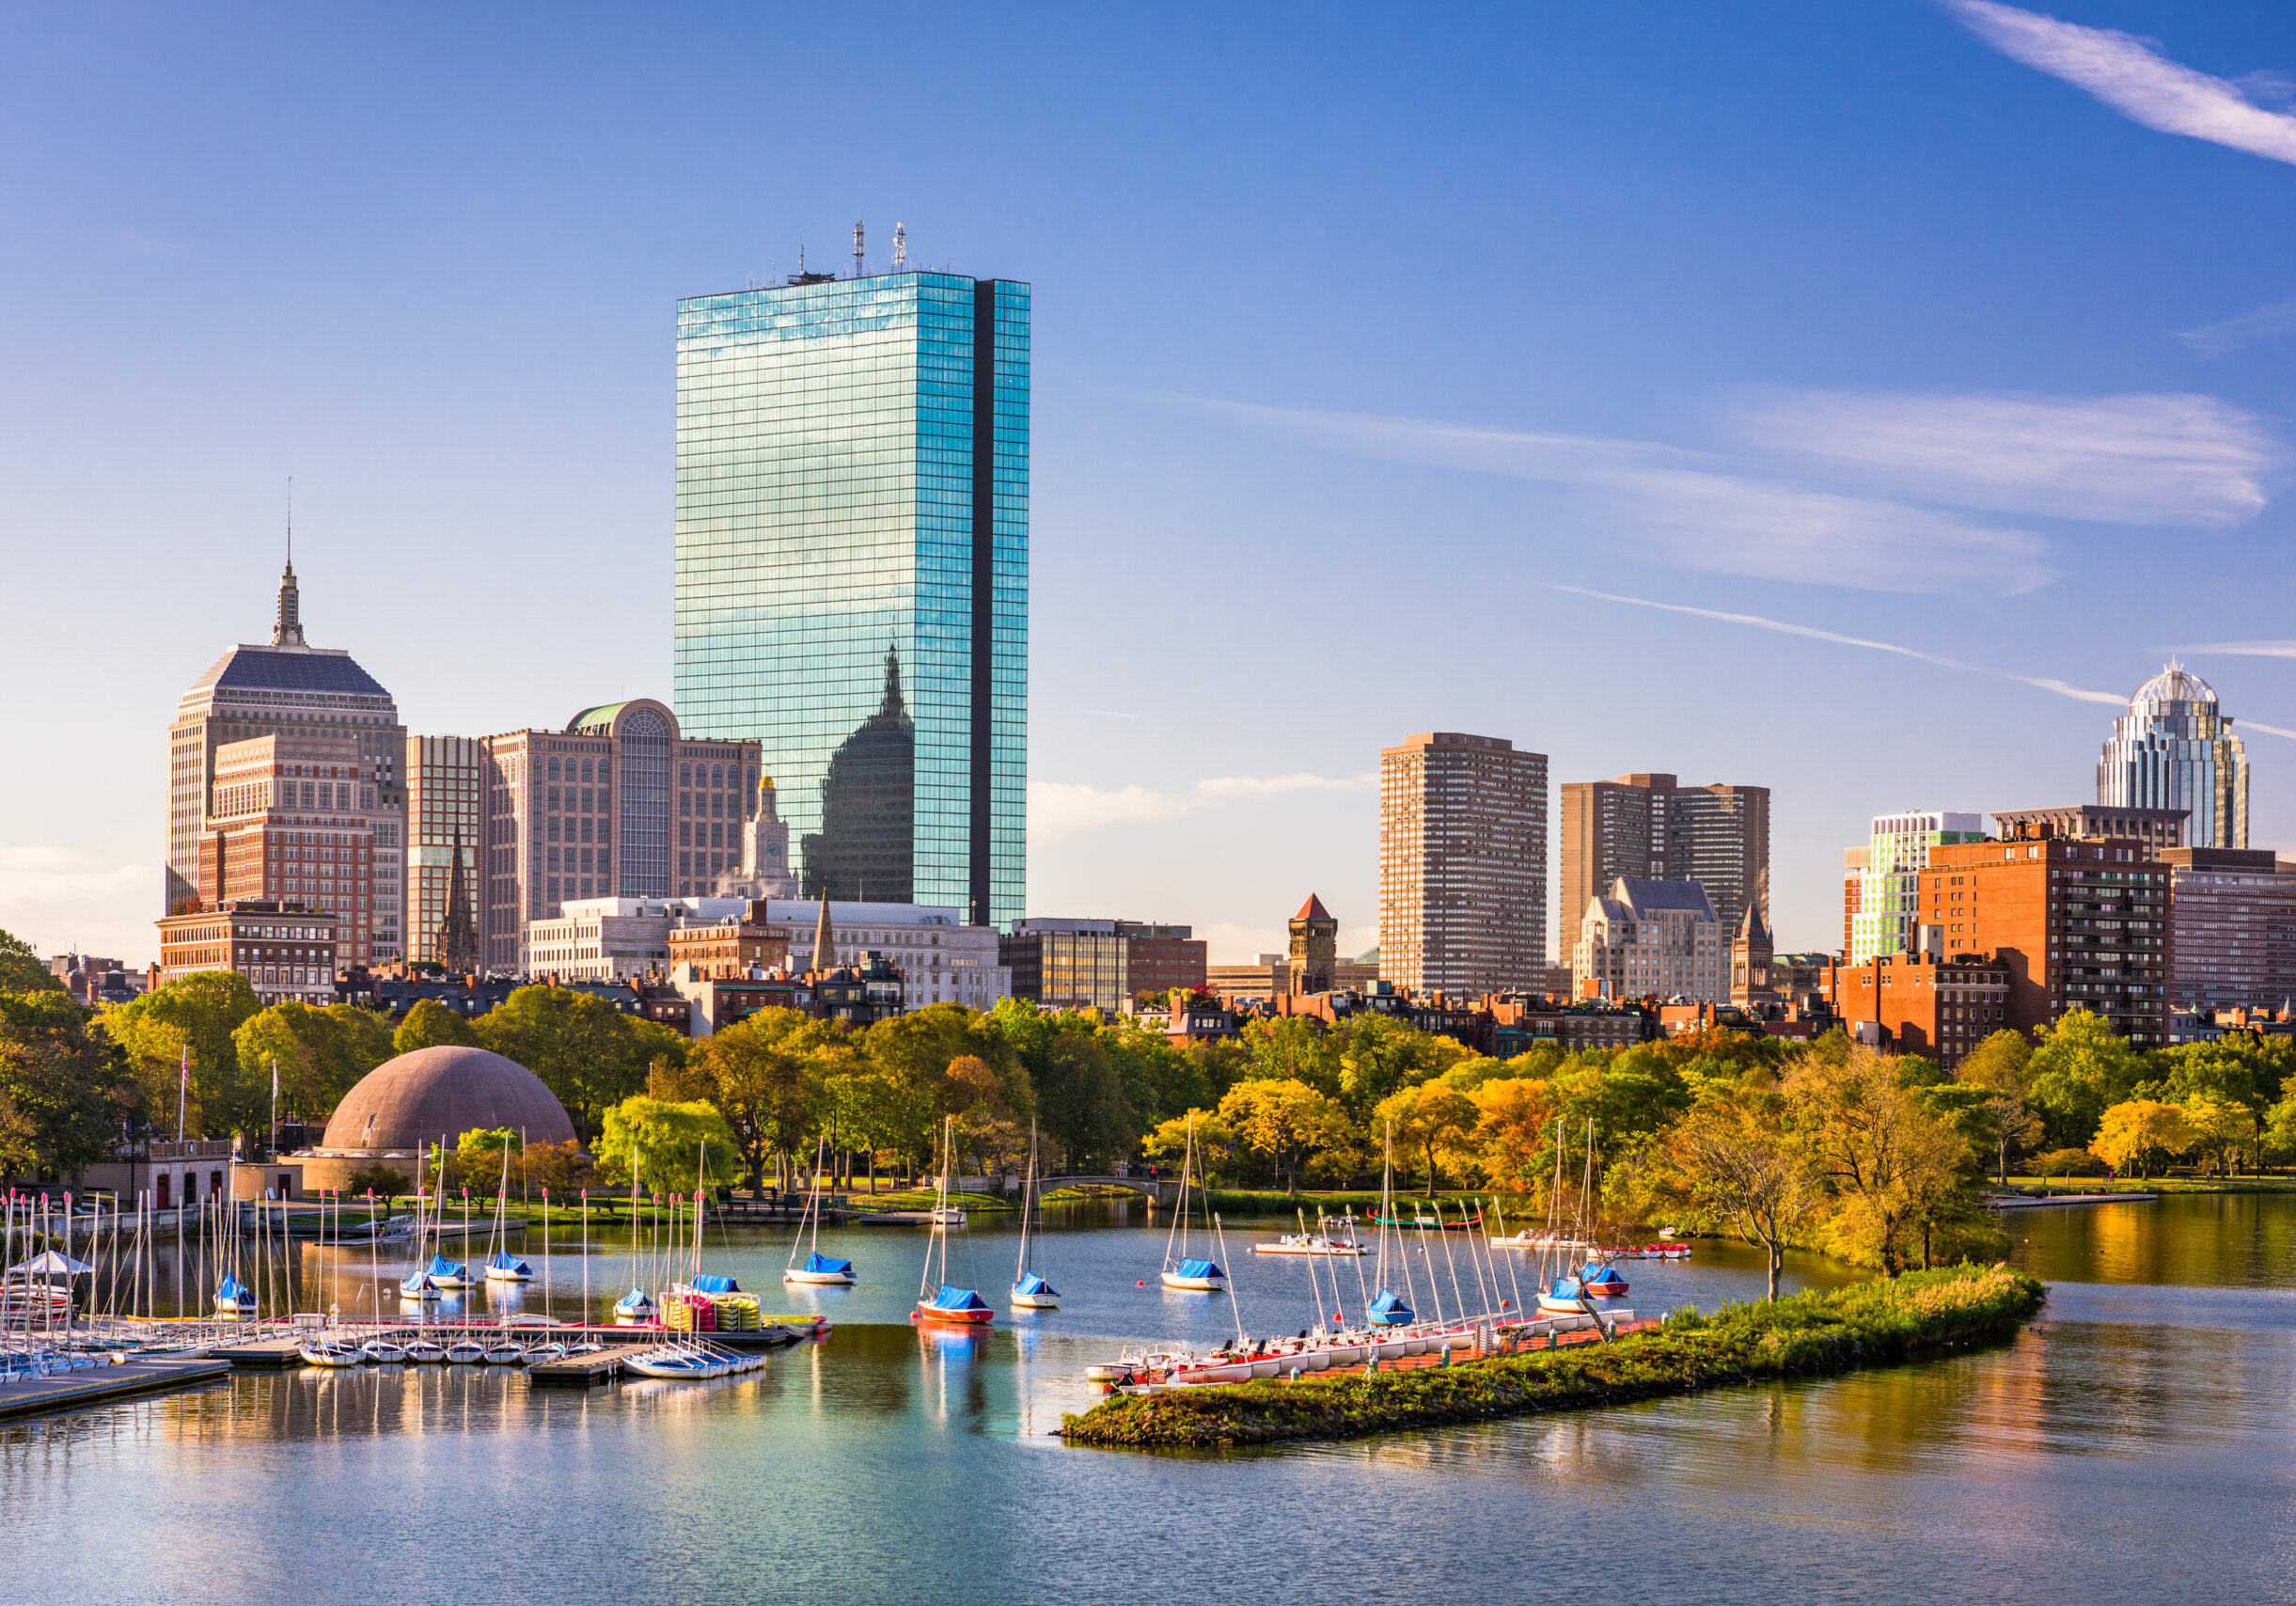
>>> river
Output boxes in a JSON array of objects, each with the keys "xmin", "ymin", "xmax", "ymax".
[{"xmin": 5, "ymin": 1193, "xmax": 2292, "ymax": 1603}]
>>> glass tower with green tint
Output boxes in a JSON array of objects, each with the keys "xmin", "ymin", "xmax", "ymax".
[{"xmin": 674, "ymin": 270, "xmax": 1028, "ymax": 926}]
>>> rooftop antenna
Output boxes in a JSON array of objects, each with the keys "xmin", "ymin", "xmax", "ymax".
[
  {"xmin": 286, "ymin": 475, "xmax": 293, "ymax": 568},
  {"xmin": 854, "ymin": 216, "xmax": 865, "ymax": 278},
  {"xmin": 893, "ymin": 222, "xmax": 906, "ymax": 270}
]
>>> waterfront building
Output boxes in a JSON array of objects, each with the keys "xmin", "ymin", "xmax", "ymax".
[
  {"xmin": 2098, "ymin": 663, "xmax": 2247, "ymax": 849},
  {"xmin": 1572, "ymin": 877, "xmax": 1724, "ymax": 1002},
  {"xmin": 2159, "ymin": 846, "xmax": 2296, "ymax": 1014},
  {"xmin": 1289, "ymin": 894, "xmax": 1338, "ymax": 995},
  {"xmin": 168, "ymin": 557, "xmax": 405, "ymax": 965},
  {"xmin": 1379, "ymin": 732, "xmax": 1548, "ymax": 998},
  {"xmin": 1919, "ymin": 824, "xmax": 2170, "ymax": 1047},
  {"xmin": 474, "ymin": 700, "xmax": 761, "ymax": 970},
  {"xmin": 673, "ymin": 266, "xmax": 1029, "ymax": 927},
  {"xmin": 403, "ymin": 734, "xmax": 483, "ymax": 970},
  {"xmin": 155, "ymin": 901, "xmax": 338, "ymax": 1007},
  {"xmin": 1847, "ymin": 811, "xmax": 1987, "ymax": 964},
  {"xmin": 1559, "ymin": 774, "xmax": 1770, "ymax": 942}
]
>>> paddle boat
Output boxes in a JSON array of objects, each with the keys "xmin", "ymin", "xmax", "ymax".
[
  {"xmin": 914, "ymin": 1283, "xmax": 995, "ymax": 1327},
  {"xmin": 212, "ymin": 1274, "xmax": 256, "ymax": 1317}
]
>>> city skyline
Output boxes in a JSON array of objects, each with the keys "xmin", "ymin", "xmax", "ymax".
[{"xmin": 9, "ymin": 6, "xmax": 2296, "ymax": 966}]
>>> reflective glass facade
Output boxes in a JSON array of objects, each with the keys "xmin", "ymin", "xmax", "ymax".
[{"xmin": 675, "ymin": 272, "xmax": 1027, "ymax": 925}]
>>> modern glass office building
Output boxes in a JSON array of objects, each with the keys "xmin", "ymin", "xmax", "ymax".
[
  {"xmin": 674, "ymin": 270, "xmax": 1028, "ymax": 926},
  {"xmin": 2099, "ymin": 663, "xmax": 2248, "ymax": 849}
]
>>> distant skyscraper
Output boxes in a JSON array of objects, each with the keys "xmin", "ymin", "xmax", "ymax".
[
  {"xmin": 1847, "ymin": 811, "xmax": 1986, "ymax": 964},
  {"xmin": 673, "ymin": 267, "xmax": 1029, "ymax": 926},
  {"xmin": 1379, "ymin": 732, "xmax": 1548, "ymax": 997},
  {"xmin": 168, "ymin": 558, "xmax": 405, "ymax": 967},
  {"xmin": 2099, "ymin": 664, "xmax": 2248, "ymax": 849},
  {"xmin": 1559, "ymin": 774, "xmax": 1769, "ymax": 940},
  {"xmin": 403, "ymin": 735, "xmax": 482, "ymax": 970}
]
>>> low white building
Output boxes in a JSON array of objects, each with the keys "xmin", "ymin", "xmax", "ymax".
[
  {"xmin": 763, "ymin": 898, "xmax": 1010, "ymax": 1012},
  {"xmin": 523, "ymin": 895, "xmax": 748, "ymax": 981},
  {"xmin": 1574, "ymin": 877, "xmax": 1724, "ymax": 1002}
]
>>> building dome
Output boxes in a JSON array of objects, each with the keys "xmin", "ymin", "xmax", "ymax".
[
  {"xmin": 2131, "ymin": 662, "xmax": 2218, "ymax": 712},
  {"xmin": 320, "ymin": 1045, "xmax": 576, "ymax": 1155}
]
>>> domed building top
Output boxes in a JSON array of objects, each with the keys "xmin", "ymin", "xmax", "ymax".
[
  {"xmin": 320, "ymin": 1045, "xmax": 576, "ymax": 1156},
  {"xmin": 2131, "ymin": 660, "xmax": 2219, "ymax": 713}
]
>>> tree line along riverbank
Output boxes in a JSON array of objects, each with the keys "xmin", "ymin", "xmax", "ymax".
[{"xmin": 1060, "ymin": 1263, "xmax": 2044, "ymax": 1449}]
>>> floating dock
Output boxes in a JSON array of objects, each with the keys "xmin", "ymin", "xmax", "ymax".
[{"xmin": 0, "ymin": 1357, "xmax": 234, "ymax": 1423}]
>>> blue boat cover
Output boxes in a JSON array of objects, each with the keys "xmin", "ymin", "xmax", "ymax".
[
  {"xmin": 797, "ymin": 1255, "xmax": 850, "ymax": 1278},
  {"xmin": 1368, "ymin": 1288, "xmax": 1413, "ymax": 1324},
  {"xmin": 1548, "ymin": 1274, "xmax": 1586, "ymax": 1299},
  {"xmin": 1580, "ymin": 1263, "xmax": 1626, "ymax": 1286},
  {"xmin": 426, "ymin": 1253, "xmax": 464, "ymax": 1277},
  {"xmin": 487, "ymin": 1252, "xmax": 530, "ymax": 1273},
  {"xmin": 1173, "ymin": 1258, "xmax": 1222, "ymax": 1279},
  {"xmin": 1014, "ymin": 1272, "xmax": 1060, "ymax": 1297},
  {"xmin": 215, "ymin": 1274, "xmax": 250, "ymax": 1301},
  {"xmin": 615, "ymin": 1286, "xmax": 654, "ymax": 1311},
  {"xmin": 927, "ymin": 1284, "xmax": 989, "ymax": 1312},
  {"xmin": 691, "ymin": 1273, "xmax": 744, "ymax": 1291},
  {"xmin": 400, "ymin": 1270, "xmax": 432, "ymax": 1293}
]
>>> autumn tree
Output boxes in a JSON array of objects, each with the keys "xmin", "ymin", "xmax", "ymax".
[
  {"xmin": 1216, "ymin": 1078, "xmax": 1351, "ymax": 1194},
  {"xmin": 2089, "ymin": 1098, "xmax": 2193, "ymax": 1178},
  {"xmin": 2181, "ymin": 1096, "xmax": 2251, "ymax": 1177},
  {"xmin": 1373, "ymin": 1080, "xmax": 1480, "ymax": 1197},
  {"xmin": 1785, "ymin": 1044, "xmax": 1974, "ymax": 1276},
  {"xmin": 1652, "ymin": 1085, "xmax": 1822, "ymax": 1300}
]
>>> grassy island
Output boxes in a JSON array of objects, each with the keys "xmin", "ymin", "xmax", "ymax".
[{"xmin": 1060, "ymin": 1263, "xmax": 2044, "ymax": 1449}]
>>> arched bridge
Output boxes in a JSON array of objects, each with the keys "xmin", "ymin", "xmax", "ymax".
[{"xmin": 1040, "ymin": 1173, "xmax": 1180, "ymax": 1207}]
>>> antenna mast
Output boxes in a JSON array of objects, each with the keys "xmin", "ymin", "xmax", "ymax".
[
  {"xmin": 893, "ymin": 222, "xmax": 906, "ymax": 270},
  {"xmin": 853, "ymin": 216, "xmax": 865, "ymax": 278},
  {"xmin": 286, "ymin": 475, "xmax": 293, "ymax": 567}
]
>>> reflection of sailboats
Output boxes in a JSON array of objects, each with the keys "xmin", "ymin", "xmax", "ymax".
[
  {"xmin": 913, "ymin": 1118, "xmax": 993, "ymax": 1327},
  {"xmin": 785, "ymin": 1136, "xmax": 856, "ymax": 1286},
  {"xmin": 1011, "ymin": 1124, "xmax": 1061, "ymax": 1310},
  {"xmin": 1159, "ymin": 1114, "xmax": 1224, "ymax": 1292}
]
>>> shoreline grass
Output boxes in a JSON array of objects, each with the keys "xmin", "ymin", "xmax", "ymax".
[{"xmin": 1060, "ymin": 1262, "xmax": 2044, "ymax": 1449}]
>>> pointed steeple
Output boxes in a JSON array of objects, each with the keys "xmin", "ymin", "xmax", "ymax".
[
  {"xmin": 273, "ymin": 483, "xmax": 306, "ymax": 647},
  {"xmin": 879, "ymin": 643, "xmax": 905, "ymax": 720},
  {"xmin": 1738, "ymin": 901, "xmax": 1768, "ymax": 940},
  {"xmin": 810, "ymin": 888, "xmax": 834, "ymax": 972}
]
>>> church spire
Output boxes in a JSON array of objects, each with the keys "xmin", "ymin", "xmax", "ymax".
[
  {"xmin": 273, "ymin": 486, "xmax": 305, "ymax": 647},
  {"xmin": 879, "ymin": 643, "xmax": 905, "ymax": 720},
  {"xmin": 810, "ymin": 888, "xmax": 834, "ymax": 972}
]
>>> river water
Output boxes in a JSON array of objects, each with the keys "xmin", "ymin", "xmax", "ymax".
[{"xmin": 6, "ymin": 1194, "xmax": 2293, "ymax": 1603}]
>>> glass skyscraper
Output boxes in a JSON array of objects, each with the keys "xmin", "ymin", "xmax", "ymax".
[
  {"xmin": 674, "ymin": 270, "xmax": 1028, "ymax": 926},
  {"xmin": 2099, "ymin": 663, "xmax": 2248, "ymax": 849}
]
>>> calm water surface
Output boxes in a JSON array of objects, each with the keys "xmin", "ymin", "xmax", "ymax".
[{"xmin": 6, "ymin": 1196, "xmax": 2293, "ymax": 1604}]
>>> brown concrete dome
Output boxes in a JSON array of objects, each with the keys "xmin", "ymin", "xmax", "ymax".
[{"xmin": 321, "ymin": 1045, "xmax": 576, "ymax": 1154}]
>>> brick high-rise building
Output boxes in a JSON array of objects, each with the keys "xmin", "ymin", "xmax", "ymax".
[
  {"xmin": 168, "ymin": 557, "xmax": 405, "ymax": 965},
  {"xmin": 1379, "ymin": 732, "xmax": 1548, "ymax": 998},
  {"xmin": 1559, "ymin": 774, "xmax": 1769, "ymax": 941},
  {"xmin": 1918, "ymin": 824, "xmax": 2170, "ymax": 1047},
  {"xmin": 190, "ymin": 734, "xmax": 395, "ymax": 965},
  {"xmin": 475, "ymin": 700, "xmax": 761, "ymax": 972}
]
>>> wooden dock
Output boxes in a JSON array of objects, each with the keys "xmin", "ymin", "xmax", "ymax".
[
  {"xmin": 0, "ymin": 1357, "xmax": 234, "ymax": 1423},
  {"xmin": 527, "ymin": 1351, "xmax": 625, "ymax": 1387}
]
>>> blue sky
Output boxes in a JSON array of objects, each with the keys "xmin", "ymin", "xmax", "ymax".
[{"xmin": 7, "ymin": 2, "xmax": 2296, "ymax": 968}]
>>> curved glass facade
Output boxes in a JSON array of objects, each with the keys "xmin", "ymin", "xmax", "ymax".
[
  {"xmin": 2098, "ymin": 665, "xmax": 2248, "ymax": 849},
  {"xmin": 674, "ymin": 272, "xmax": 1026, "ymax": 925}
]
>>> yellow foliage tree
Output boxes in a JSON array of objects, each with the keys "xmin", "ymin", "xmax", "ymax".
[
  {"xmin": 2089, "ymin": 1099, "xmax": 2193, "ymax": 1179},
  {"xmin": 2178, "ymin": 1096, "xmax": 2248, "ymax": 1178}
]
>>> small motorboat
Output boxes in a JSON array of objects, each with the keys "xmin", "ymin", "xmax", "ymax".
[
  {"xmin": 1011, "ymin": 1271, "xmax": 1061, "ymax": 1310},
  {"xmin": 298, "ymin": 1336, "xmax": 364, "ymax": 1368},
  {"xmin": 360, "ymin": 1337, "xmax": 408, "ymax": 1363},
  {"xmin": 483, "ymin": 1252, "xmax": 533, "ymax": 1284},
  {"xmin": 1580, "ymin": 1262, "xmax": 1629, "ymax": 1299},
  {"xmin": 785, "ymin": 1252, "xmax": 856, "ymax": 1287},
  {"xmin": 445, "ymin": 1338, "xmax": 488, "ymax": 1364},
  {"xmin": 1251, "ymin": 1233, "xmax": 1367, "ymax": 1256},
  {"xmin": 913, "ymin": 1283, "xmax": 995, "ymax": 1327},
  {"xmin": 613, "ymin": 1286, "xmax": 657, "ymax": 1325},
  {"xmin": 212, "ymin": 1275, "xmax": 256, "ymax": 1317},
  {"xmin": 1160, "ymin": 1257, "xmax": 1224, "ymax": 1293},
  {"xmin": 482, "ymin": 1338, "xmax": 526, "ymax": 1364},
  {"xmin": 926, "ymin": 1204, "xmax": 966, "ymax": 1227},
  {"xmin": 1366, "ymin": 1288, "xmax": 1414, "ymax": 1327},
  {"xmin": 403, "ymin": 1337, "xmax": 447, "ymax": 1363}
]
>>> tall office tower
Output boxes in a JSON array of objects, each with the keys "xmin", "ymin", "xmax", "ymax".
[
  {"xmin": 1558, "ymin": 774, "xmax": 1769, "ymax": 938},
  {"xmin": 476, "ymin": 700, "xmax": 760, "ymax": 971},
  {"xmin": 1847, "ymin": 811, "xmax": 1986, "ymax": 964},
  {"xmin": 1379, "ymin": 732, "xmax": 1548, "ymax": 997},
  {"xmin": 674, "ymin": 266, "xmax": 1029, "ymax": 927},
  {"xmin": 2099, "ymin": 664, "xmax": 2248, "ymax": 849},
  {"xmin": 403, "ymin": 735, "xmax": 484, "ymax": 969},
  {"xmin": 168, "ymin": 558, "xmax": 406, "ymax": 966}
]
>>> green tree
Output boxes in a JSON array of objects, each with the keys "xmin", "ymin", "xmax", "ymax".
[
  {"xmin": 0, "ymin": 989, "xmax": 138, "ymax": 1175},
  {"xmin": 1032, "ymin": 1031, "xmax": 1128, "ymax": 1172},
  {"xmin": 475, "ymin": 985, "xmax": 653, "ymax": 1137},
  {"xmin": 233, "ymin": 1001, "xmax": 393, "ymax": 1128},
  {"xmin": 393, "ymin": 998, "xmax": 481, "ymax": 1054},
  {"xmin": 1957, "ymin": 1029, "xmax": 2038, "ymax": 1185},
  {"xmin": 99, "ymin": 971, "xmax": 263, "ymax": 1138},
  {"xmin": 2178, "ymin": 1096, "xmax": 2250, "ymax": 1177},
  {"xmin": 1217, "ymin": 1078, "xmax": 1353, "ymax": 1194},
  {"xmin": 1651, "ymin": 1084, "xmax": 1822, "ymax": 1300},
  {"xmin": 1785, "ymin": 1043, "xmax": 1974, "ymax": 1276},
  {"xmin": 597, "ymin": 1095, "xmax": 741, "ymax": 1194},
  {"xmin": 1373, "ymin": 1080, "xmax": 1480, "ymax": 1196},
  {"xmin": 343, "ymin": 1161, "xmax": 408, "ymax": 1202},
  {"xmin": 0, "ymin": 929, "xmax": 63, "ymax": 994},
  {"xmin": 700, "ymin": 1010, "xmax": 824, "ymax": 1189},
  {"xmin": 2026, "ymin": 1008, "xmax": 2147, "ymax": 1150}
]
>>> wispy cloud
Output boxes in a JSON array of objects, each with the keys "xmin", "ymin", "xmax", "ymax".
[
  {"xmin": 1191, "ymin": 398, "xmax": 2053, "ymax": 595},
  {"xmin": 1085, "ymin": 708, "xmax": 1140, "ymax": 719},
  {"xmin": 1732, "ymin": 388, "xmax": 2274, "ymax": 526},
  {"xmin": 1540, "ymin": 581, "xmax": 2128, "ymax": 705},
  {"xmin": 0, "ymin": 848, "xmax": 152, "ymax": 957},
  {"xmin": 1030, "ymin": 772, "xmax": 1373, "ymax": 841},
  {"xmin": 2178, "ymin": 295, "xmax": 2296, "ymax": 357},
  {"xmin": 1946, "ymin": 0, "xmax": 2296, "ymax": 165},
  {"xmin": 2173, "ymin": 639, "xmax": 2296, "ymax": 658}
]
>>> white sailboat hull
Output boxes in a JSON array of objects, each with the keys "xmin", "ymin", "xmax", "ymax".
[
  {"xmin": 1011, "ymin": 1290, "xmax": 1061, "ymax": 1308},
  {"xmin": 483, "ymin": 1267, "xmax": 531, "ymax": 1283},
  {"xmin": 1160, "ymin": 1271, "xmax": 1223, "ymax": 1292},
  {"xmin": 783, "ymin": 1268, "xmax": 856, "ymax": 1285}
]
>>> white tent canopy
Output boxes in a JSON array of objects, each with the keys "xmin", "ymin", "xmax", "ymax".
[{"xmin": 8, "ymin": 1251, "xmax": 95, "ymax": 1276}]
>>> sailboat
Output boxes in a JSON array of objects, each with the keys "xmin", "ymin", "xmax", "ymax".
[
  {"xmin": 1011, "ymin": 1124, "xmax": 1061, "ymax": 1310},
  {"xmin": 1159, "ymin": 1113, "xmax": 1225, "ymax": 1292},
  {"xmin": 913, "ymin": 1117, "xmax": 994, "ymax": 1327},
  {"xmin": 482, "ymin": 1144, "xmax": 531, "ymax": 1283},
  {"xmin": 785, "ymin": 1135, "xmax": 856, "ymax": 1286},
  {"xmin": 613, "ymin": 1128, "xmax": 655, "ymax": 1324},
  {"xmin": 1365, "ymin": 1123, "xmax": 1412, "ymax": 1325}
]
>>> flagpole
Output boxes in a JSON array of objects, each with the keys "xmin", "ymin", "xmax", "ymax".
[
  {"xmin": 178, "ymin": 1046, "xmax": 189, "ymax": 1142},
  {"xmin": 270, "ymin": 1056, "xmax": 278, "ymax": 1160}
]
